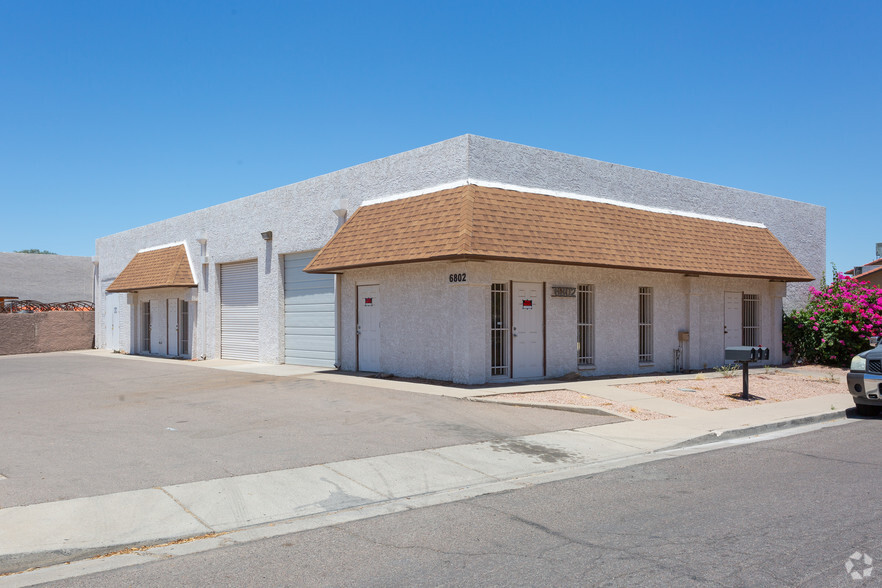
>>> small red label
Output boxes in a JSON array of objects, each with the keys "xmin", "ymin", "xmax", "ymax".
[
  {"xmin": 522, "ymin": 299, "xmax": 533, "ymax": 309},
  {"xmin": 364, "ymin": 297, "xmax": 373, "ymax": 306}
]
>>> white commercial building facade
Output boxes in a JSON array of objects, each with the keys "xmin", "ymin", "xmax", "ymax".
[{"xmin": 94, "ymin": 135, "xmax": 824, "ymax": 384}]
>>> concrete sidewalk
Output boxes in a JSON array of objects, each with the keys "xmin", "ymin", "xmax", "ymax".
[{"xmin": 0, "ymin": 384, "xmax": 853, "ymax": 579}]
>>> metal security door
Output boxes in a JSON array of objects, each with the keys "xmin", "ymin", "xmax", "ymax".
[
  {"xmin": 284, "ymin": 251, "xmax": 336, "ymax": 367},
  {"xmin": 221, "ymin": 260, "xmax": 259, "ymax": 361},
  {"xmin": 167, "ymin": 298, "xmax": 179, "ymax": 357},
  {"xmin": 512, "ymin": 282, "xmax": 544, "ymax": 378},
  {"xmin": 724, "ymin": 291, "xmax": 742, "ymax": 349},
  {"xmin": 357, "ymin": 285, "xmax": 380, "ymax": 372}
]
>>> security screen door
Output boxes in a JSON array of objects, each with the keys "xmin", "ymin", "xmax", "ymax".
[
  {"xmin": 512, "ymin": 282, "xmax": 544, "ymax": 378},
  {"xmin": 357, "ymin": 285, "xmax": 380, "ymax": 372}
]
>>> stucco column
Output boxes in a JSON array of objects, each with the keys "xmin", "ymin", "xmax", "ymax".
[
  {"xmin": 771, "ymin": 282, "xmax": 786, "ymax": 364},
  {"xmin": 450, "ymin": 262, "xmax": 489, "ymax": 385}
]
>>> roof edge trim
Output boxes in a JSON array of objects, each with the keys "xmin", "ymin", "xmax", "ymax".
[
  {"xmin": 137, "ymin": 241, "xmax": 199, "ymax": 287},
  {"xmin": 361, "ymin": 179, "xmax": 767, "ymax": 229},
  {"xmin": 306, "ymin": 254, "xmax": 814, "ymax": 282}
]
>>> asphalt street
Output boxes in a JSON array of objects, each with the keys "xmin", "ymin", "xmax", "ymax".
[
  {"xmin": 0, "ymin": 353, "xmax": 619, "ymax": 507},
  {"xmin": 46, "ymin": 418, "xmax": 882, "ymax": 587}
]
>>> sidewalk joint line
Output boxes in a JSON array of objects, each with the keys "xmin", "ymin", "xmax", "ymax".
[
  {"xmin": 424, "ymin": 448, "xmax": 504, "ymax": 481},
  {"xmin": 320, "ymin": 464, "xmax": 394, "ymax": 499},
  {"xmin": 156, "ymin": 487, "xmax": 215, "ymax": 532}
]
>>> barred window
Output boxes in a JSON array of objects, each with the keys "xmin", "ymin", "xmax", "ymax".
[
  {"xmin": 639, "ymin": 287, "xmax": 653, "ymax": 363},
  {"xmin": 141, "ymin": 302, "xmax": 151, "ymax": 353},
  {"xmin": 742, "ymin": 294, "xmax": 759, "ymax": 346},
  {"xmin": 180, "ymin": 300, "xmax": 190, "ymax": 356},
  {"xmin": 578, "ymin": 285, "xmax": 594, "ymax": 366},
  {"xmin": 491, "ymin": 283, "xmax": 509, "ymax": 376}
]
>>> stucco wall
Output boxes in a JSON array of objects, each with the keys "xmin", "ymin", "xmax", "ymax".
[
  {"xmin": 94, "ymin": 136, "xmax": 472, "ymax": 360},
  {"xmin": 340, "ymin": 261, "xmax": 782, "ymax": 384},
  {"xmin": 0, "ymin": 252, "xmax": 94, "ymax": 302},
  {"xmin": 95, "ymin": 135, "xmax": 821, "ymax": 365},
  {"xmin": 0, "ymin": 311, "xmax": 95, "ymax": 355}
]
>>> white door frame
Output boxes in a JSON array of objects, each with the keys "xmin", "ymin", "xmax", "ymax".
[
  {"xmin": 105, "ymin": 293, "xmax": 120, "ymax": 351},
  {"xmin": 724, "ymin": 291, "xmax": 742, "ymax": 351},
  {"xmin": 511, "ymin": 281, "xmax": 545, "ymax": 379},
  {"xmin": 356, "ymin": 284, "xmax": 380, "ymax": 372}
]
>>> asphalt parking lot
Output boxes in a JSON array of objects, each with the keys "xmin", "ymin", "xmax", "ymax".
[{"xmin": 0, "ymin": 352, "xmax": 620, "ymax": 508}]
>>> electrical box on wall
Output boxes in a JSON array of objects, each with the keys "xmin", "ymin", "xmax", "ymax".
[{"xmin": 678, "ymin": 331, "xmax": 689, "ymax": 342}]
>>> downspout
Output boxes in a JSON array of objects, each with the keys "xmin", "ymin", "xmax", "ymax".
[{"xmin": 196, "ymin": 231, "xmax": 208, "ymax": 360}]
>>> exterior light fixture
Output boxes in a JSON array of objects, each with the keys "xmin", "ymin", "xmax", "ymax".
[{"xmin": 261, "ymin": 231, "xmax": 273, "ymax": 241}]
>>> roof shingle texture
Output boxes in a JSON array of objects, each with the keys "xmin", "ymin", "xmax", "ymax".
[
  {"xmin": 106, "ymin": 244, "xmax": 196, "ymax": 292},
  {"xmin": 305, "ymin": 185, "xmax": 814, "ymax": 282}
]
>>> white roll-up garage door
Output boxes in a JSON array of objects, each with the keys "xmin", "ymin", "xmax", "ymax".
[
  {"xmin": 284, "ymin": 251, "xmax": 336, "ymax": 367},
  {"xmin": 220, "ymin": 260, "xmax": 259, "ymax": 361}
]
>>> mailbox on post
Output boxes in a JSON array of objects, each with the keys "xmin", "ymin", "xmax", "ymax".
[
  {"xmin": 724, "ymin": 346, "xmax": 770, "ymax": 362},
  {"xmin": 724, "ymin": 346, "xmax": 769, "ymax": 400}
]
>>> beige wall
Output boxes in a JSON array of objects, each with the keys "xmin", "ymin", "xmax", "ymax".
[{"xmin": 0, "ymin": 312, "xmax": 95, "ymax": 355}]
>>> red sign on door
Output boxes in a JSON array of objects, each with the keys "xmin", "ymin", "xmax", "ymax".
[
  {"xmin": 522, "ymin": 299, "xmax": 533, "ymax": 309},
  {"xmin": 364, "ymin": 297, "xmax": 373, "ymax": 306}
]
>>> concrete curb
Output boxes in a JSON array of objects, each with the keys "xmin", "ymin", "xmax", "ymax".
[
  {"xmin": 663, "ymin": 410, "xmax": 849, "ymax": 451},
  {"xmin": 466, "ymin": 396, "xmax": 625, "ymax": 419}
]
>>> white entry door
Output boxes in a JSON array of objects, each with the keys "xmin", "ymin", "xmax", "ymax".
[
  {"xmin": 512, "ymin": 282, "xmax": 544, "ymax": 378},
  {"xmin": 149, "ymin": 299, "xmax": 163, "ymax": 353},
  {"xmin": 724, "ymin": 291, "xmax": 742, "ymax": 349},
  {"xmin": 357, "ymin": 285, "xmax": 380, "ymax": 372},
  {"xmin": 167, "ymin": 298, "xmax": 179, "ymax": 357},
  {"xmin": 105, "ymin": 293, "xmax": 120, "ymax": 351}
]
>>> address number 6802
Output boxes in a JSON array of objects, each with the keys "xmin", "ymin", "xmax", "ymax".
[{"xmin": 449, "ymin": 273, "xmax": 467, "ymax": 283}]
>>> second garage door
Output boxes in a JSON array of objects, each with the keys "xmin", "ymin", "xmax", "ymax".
[
  {"xmin": 284, "ymin": 251, "xmax": 336, "ymax": 367},
  {"xmin": 220, "ymin": 260, "xmax": 259, "ymax": 361}
]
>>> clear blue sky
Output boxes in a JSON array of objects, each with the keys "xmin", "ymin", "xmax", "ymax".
[{"xmin": 1, "ymin": 1, "xmax": 879, "ymax": 276}]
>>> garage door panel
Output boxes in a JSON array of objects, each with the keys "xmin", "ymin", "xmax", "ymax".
[
  {"xmin": 221, "ymin": 260, "xmax": 259, "ymax": 362},
  {"xmin": 285, "ymin": 308, "xmax": 334, "ymax": 326},
  {"xmin": 284, "ymin": 252, "xmax": 336, "ymax": 367}
]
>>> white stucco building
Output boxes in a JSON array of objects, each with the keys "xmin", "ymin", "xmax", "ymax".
[{"xmin": 95, "ymin": 135, "xmax": 824, "ymax": 384}]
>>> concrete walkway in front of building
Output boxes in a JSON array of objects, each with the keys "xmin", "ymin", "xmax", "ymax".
[{"xmin": 1, "ymin": 353, "xmax": 858, "ymax": 583}]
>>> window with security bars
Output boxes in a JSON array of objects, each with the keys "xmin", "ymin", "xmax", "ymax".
[
  {"xmin": 742, "ymin": 294, "xmax": 759, "ymax": 346},
  {"xmin": 141, "ymin": 302, "xmax": 151, "ymax": 353},
  {"xmin": 578, "ymin": 284, "xmax": 595, "ymax": 366},
  {"xmin": 638, "ymin": 287, "xmax": 653, "ymax": 363},
  {"xmin": 180, "ymin": 300, "xmax": 190, "ymax": 356},
  {"xmin": 491, "ymin": 283, "xmax": 510, "ymax": 376}
]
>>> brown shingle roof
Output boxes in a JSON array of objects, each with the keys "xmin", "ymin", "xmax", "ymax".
[
  {"xmin": 106, "ymin": 244, "xmax": 197, "ymax": 293},
  {"xmin": 304, "ymin": 185, "xmax": 814, "ymax": 282}
]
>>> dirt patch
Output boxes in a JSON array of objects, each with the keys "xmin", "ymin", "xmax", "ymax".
[
  {"xmin": 619, "ymin": 367, "xmax": 847, "ymax": 411},
  {"xmin": 489, "ymin": 389, "xmax": 671, "ymax": 421}
]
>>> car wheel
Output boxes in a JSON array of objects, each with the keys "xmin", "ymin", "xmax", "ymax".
[{"xmin": 856, "ymin": 404, "xmax": 881, "ymax": 417}]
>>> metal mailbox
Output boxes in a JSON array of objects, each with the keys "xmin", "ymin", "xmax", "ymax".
[{"xmin": 725, "ymin": 346, "xmax": 769, "ymax": 362}]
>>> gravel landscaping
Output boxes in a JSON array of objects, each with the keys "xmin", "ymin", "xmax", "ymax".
[
  {"xmin": 617, "ymin": 366, "xmax": 848, "ymax": 411},
  {"xmin": 488, "ymin": 366, "xmax": 850, "ymax": 419}
]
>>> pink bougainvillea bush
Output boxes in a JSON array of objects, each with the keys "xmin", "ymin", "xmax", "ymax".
[{"xmin": 783, "ymin": 273, "xmax": 882, "ymax": 365}]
